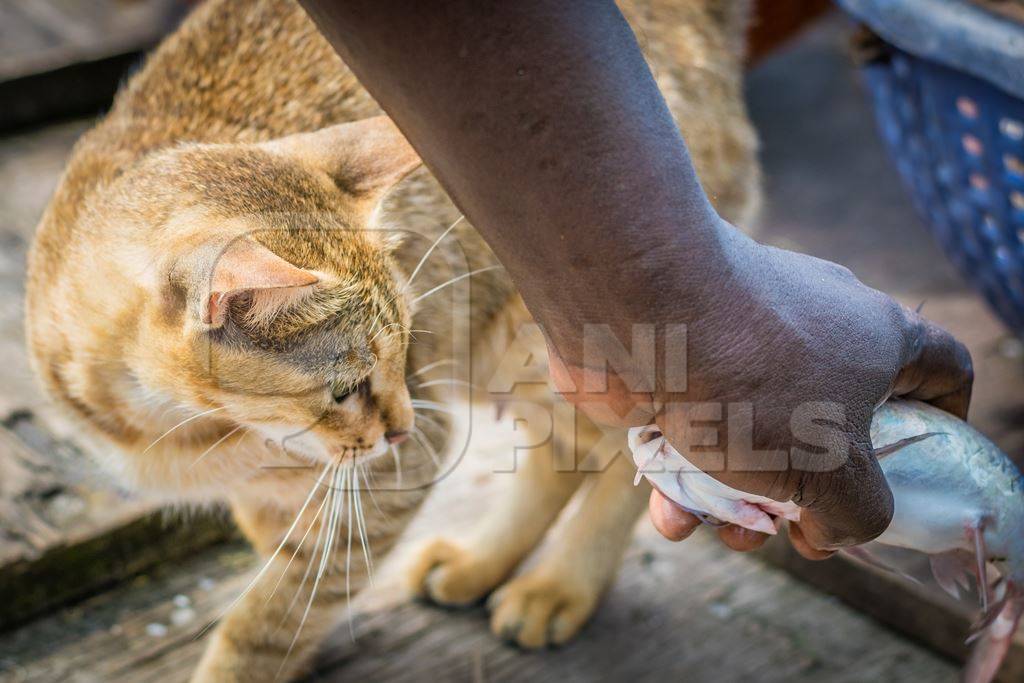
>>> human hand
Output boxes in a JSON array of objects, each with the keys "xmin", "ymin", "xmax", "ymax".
[
  {"xmin": 547, "ymin": 221, "xmax": 973, "ymax": 557},
  {"xmin": 298, "ymin": 0, "xmax": 970, "ymax": 558}
]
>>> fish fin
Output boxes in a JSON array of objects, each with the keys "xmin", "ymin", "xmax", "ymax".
[
  {"xmin": 872, "ymin": 432, "xmax": 945, "ymax": 459},
  {"xmin": 843, "ymin": 546, "xmax": 922, "ymax": 585},
  {"xmin": 964, "ymin": 586, "xmax": 1022, "ymax": 683},
  {"xmin": 969, "ymin": 591, "xmax": 1011, "ymax": 641},
  {"xmin": 634, "ymin": 451, "xmax": 657, "ymax": 486},
  {"xmin": 967, "ymin": 520, "xmax": 992, "ymax": 613},
  {"xmin": 930, "ymin": 551, "xmax": 974, "ymax": 600}
]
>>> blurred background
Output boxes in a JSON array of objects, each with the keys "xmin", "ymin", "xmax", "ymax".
[{"xmin": 0, "ymin": 1, "xmax": 1022, "ymax": 681}]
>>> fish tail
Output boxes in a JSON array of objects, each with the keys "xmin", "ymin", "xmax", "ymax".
[{"xmin": 964, "ymin": 584, "xmax": 1022, "ymax": 683}]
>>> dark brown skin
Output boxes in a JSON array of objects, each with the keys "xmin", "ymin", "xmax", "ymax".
[{"xmin": 299, "ymin": 0, "xmax": 973, "ymax": 556}]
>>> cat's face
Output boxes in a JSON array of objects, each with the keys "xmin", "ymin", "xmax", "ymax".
[
  {"xmin": 202, "ymin": 271, "xmax": 416, "ymax": 463},
  {"xmin": 194, "ymin": 229, "xmax": 416, "ymax": 464},
  {"xmin": 133, "ymin": 117, "xmax": 423, "ymax": 464}
]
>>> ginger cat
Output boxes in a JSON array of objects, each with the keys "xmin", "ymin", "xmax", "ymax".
[{"xmin": 25, "ymin": 0, "xmax": 759, "ymax": 680}]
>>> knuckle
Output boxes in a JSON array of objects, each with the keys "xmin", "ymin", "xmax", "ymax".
[
  {"xmin": 800, "ymin": 447, "xmax": 894, "ymax": 546},
  {"xmin": 955, "ymin": 341, "xmax": 975, "ymax": 385},
  {"xmin": 854, "ymin": 489, "xmax": 894, "ymax": 542},
  {"xmin": 893, "ymin": 306, "xmax": 923, "ymax": 357},
  {"xmin": 890, "ymin": 300, "xmax": 915, "ymax": 334}
]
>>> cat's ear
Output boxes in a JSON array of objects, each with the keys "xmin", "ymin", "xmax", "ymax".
[
  {"xmin": 203, "ymin": 238, "xmax": 319, "ymax": 327},
  {"xmin": 262, "ymin": 115, "xmax": 422, "ymax": 206}
]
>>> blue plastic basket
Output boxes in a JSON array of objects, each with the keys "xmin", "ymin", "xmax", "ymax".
[{"xmin": 839, "ymin": 0, "xmax": 1024, "ymax": 337}]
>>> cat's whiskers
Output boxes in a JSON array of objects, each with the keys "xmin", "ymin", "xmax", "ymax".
[
  {"xmin": 356, "ymin": 461, "xmax": 386, "ymax": 518},
  {"xmin": 369, "ymin": 319, "xmax": 432, "ymax": 350},
  {"xmin": 353, "ymin": 466, "xmax": 373, "ymax": 579},
  {"xmin": 199, "ymin": 458, "xmax": 334, "ymax": 640},
  {"xmin": 409, "ymin": 265, "xmax": 503, "ymax": 306},
  {"xmin": 406, "ymin": 328, "xmax": 434, "ymax": 344},
  {"xmin": 410, "ymin": 399, "xmax": 456, "ymax": 415},
  {"xmin": 367, "ymin": 278, "xmax": 412, "ymax": 341},
  {"xmin": 406, "ymin": 358, "xmax": 456, "ymax": 380},
  {"xmin": 176, "ymin": 216, "xmax": 488, "ymax": 662},
  {"xmin": 415, "ymin": 378, "xmax": 475, "ymax": 390},
  {"xmin": 188, "ymin": 425, "xmax": 245, "ymax": 470},
  {"xmin": 143, "ymin": 405, "xmax": 227, "ymax": 454},
  {"xmin": 390, "ymin": 443, "xmax": 403, "ymax": 489},
  {"xmin": 369, "ymin": 321, "xmax": 406, "ymax": 344},
  {"xmin": 345, "ymin": 468, "xmax": 371, "ymax": 642},
  {"xmin": 343, "ymin": 464, "xmax": 356, "ymax": 639},
  {"xmin": 150, "ymin": 399, "xmax": 192, "ymax": 427},
  {"xmin": 265, "ymin": 468, "xmax": 334, "ymax": 605},
  {"xmin": 414, "ymin": 412, "xmax": 447, "ymax": 435},
  {"xmin": 282, "ymin": 464, "xmax": 348, "ymax": 673},
  {"xmin": 366, "ymin": 269, "xmax": 415, "ymax": 344},
  {"xmin": 402, "ymin": 215, "xmax": 464, "ymax": 293},
  {"xmin": 279, "ymin": 485, "xmax": 332, "ymax": 628},
  {"xmin": 411, "ymin": 425, "xmax": 442, "ymax": 467}
]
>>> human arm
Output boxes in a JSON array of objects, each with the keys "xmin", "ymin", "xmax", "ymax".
[{"xmin": 298, "ymin": 0, "xmax": 973, "ymax": 554}]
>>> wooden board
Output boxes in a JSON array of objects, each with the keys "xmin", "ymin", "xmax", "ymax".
[
  {"xmin": 0, "ymin": 9, "xmax": 1020, "ymax": 682},
  {"xmin": 0, "ymin": 0, "xmax": 845, "ymax": 132},
  {"xmin": 748, "ymin": 0, "xmax": 834, "ymax": 64},
  {"xmin": 747, "ymin": 14, "xmax": 1024, "ymax": 679},
  {"xmin": 760, "ymin": 542, "xmax": 1024, "ymax": 683},
  {"xmin": 0, "ymin": 0, "xmax": 186, "ymax": 130},
  {"xmin": 0, "ymin": 119, "xmax": 235, "ymax": 629},
  {"xmin": 0, "ymin": 422, "xmax": 958, "ymax": 682}
]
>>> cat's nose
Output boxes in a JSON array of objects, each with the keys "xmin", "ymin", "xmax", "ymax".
[{"xmin": 385, "ymin": 430, "xmax": 409, "ymax": 445}]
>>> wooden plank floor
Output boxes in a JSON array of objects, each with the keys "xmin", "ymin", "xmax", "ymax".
[
  {"xmin": 748, "ymin": 16, "xmax": 1024, "ymax": 677},
  {"xmin": 0, "ymin": 0, "xmax": 179, "ymax": 79},
  {"xmin": 0, "ymin": 0, "xmax": 186, "ymax": 129},
  {"xmin": 0, "ymin": 417, "xmax": 959, "ymax": 682},
  {"xmin": 0, "ymin": 10, "xmax": 1021, "ymax": 683},
  {"xmin": 0, "ymin": 120, "xmax": 234, "ymax": 630}
]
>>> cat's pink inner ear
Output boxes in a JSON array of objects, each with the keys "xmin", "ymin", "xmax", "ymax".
[
  {"xmin": 204, "ymin": 240, "xmax": 318, "ymax": 326},
  {"xmin": 263, "ymin": 115, "xmax": 422, "ymax": 202}
]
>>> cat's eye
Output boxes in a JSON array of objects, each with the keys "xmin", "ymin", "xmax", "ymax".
[
  {"xmin": 332, "ymin": 383, "xmax": 355, "ymax": 404},
  {"xmin": 332, "ymin": 379, "xmax": 369, "ymax": 404}
]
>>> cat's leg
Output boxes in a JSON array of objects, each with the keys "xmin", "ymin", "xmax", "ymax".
[
  {"xmin": 487, "ymin": 418, "xmax": 649, "ymax": 648},
  {"xmin": 407, "ymin": 401, "xmax": 586, "ymax": 606},
  {"xmin": 193, "ymin": 477, "xmax": 398, "ymax": 683}
]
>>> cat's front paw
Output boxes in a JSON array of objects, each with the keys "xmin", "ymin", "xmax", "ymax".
[
  {"xmin": 407, "ymin": 538, "xmax": 509, "ymax": 606},
  {"xmin": 487, "ymin": 572, "xmax": 597, "ymax": 649}
]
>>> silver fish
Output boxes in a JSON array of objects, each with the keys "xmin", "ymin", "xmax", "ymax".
[
  {"xmin": 629, "ymin": 399, "xmax": 1024, "ymax": 683},
  {"xmin": 868, "ymin": 400, "xmax": 1024, "ymax": 683}
]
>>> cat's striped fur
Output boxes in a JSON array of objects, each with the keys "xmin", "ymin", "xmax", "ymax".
[{"xmin": 26, "ymin": 0, "xmax": 760, "ymax": 679}]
